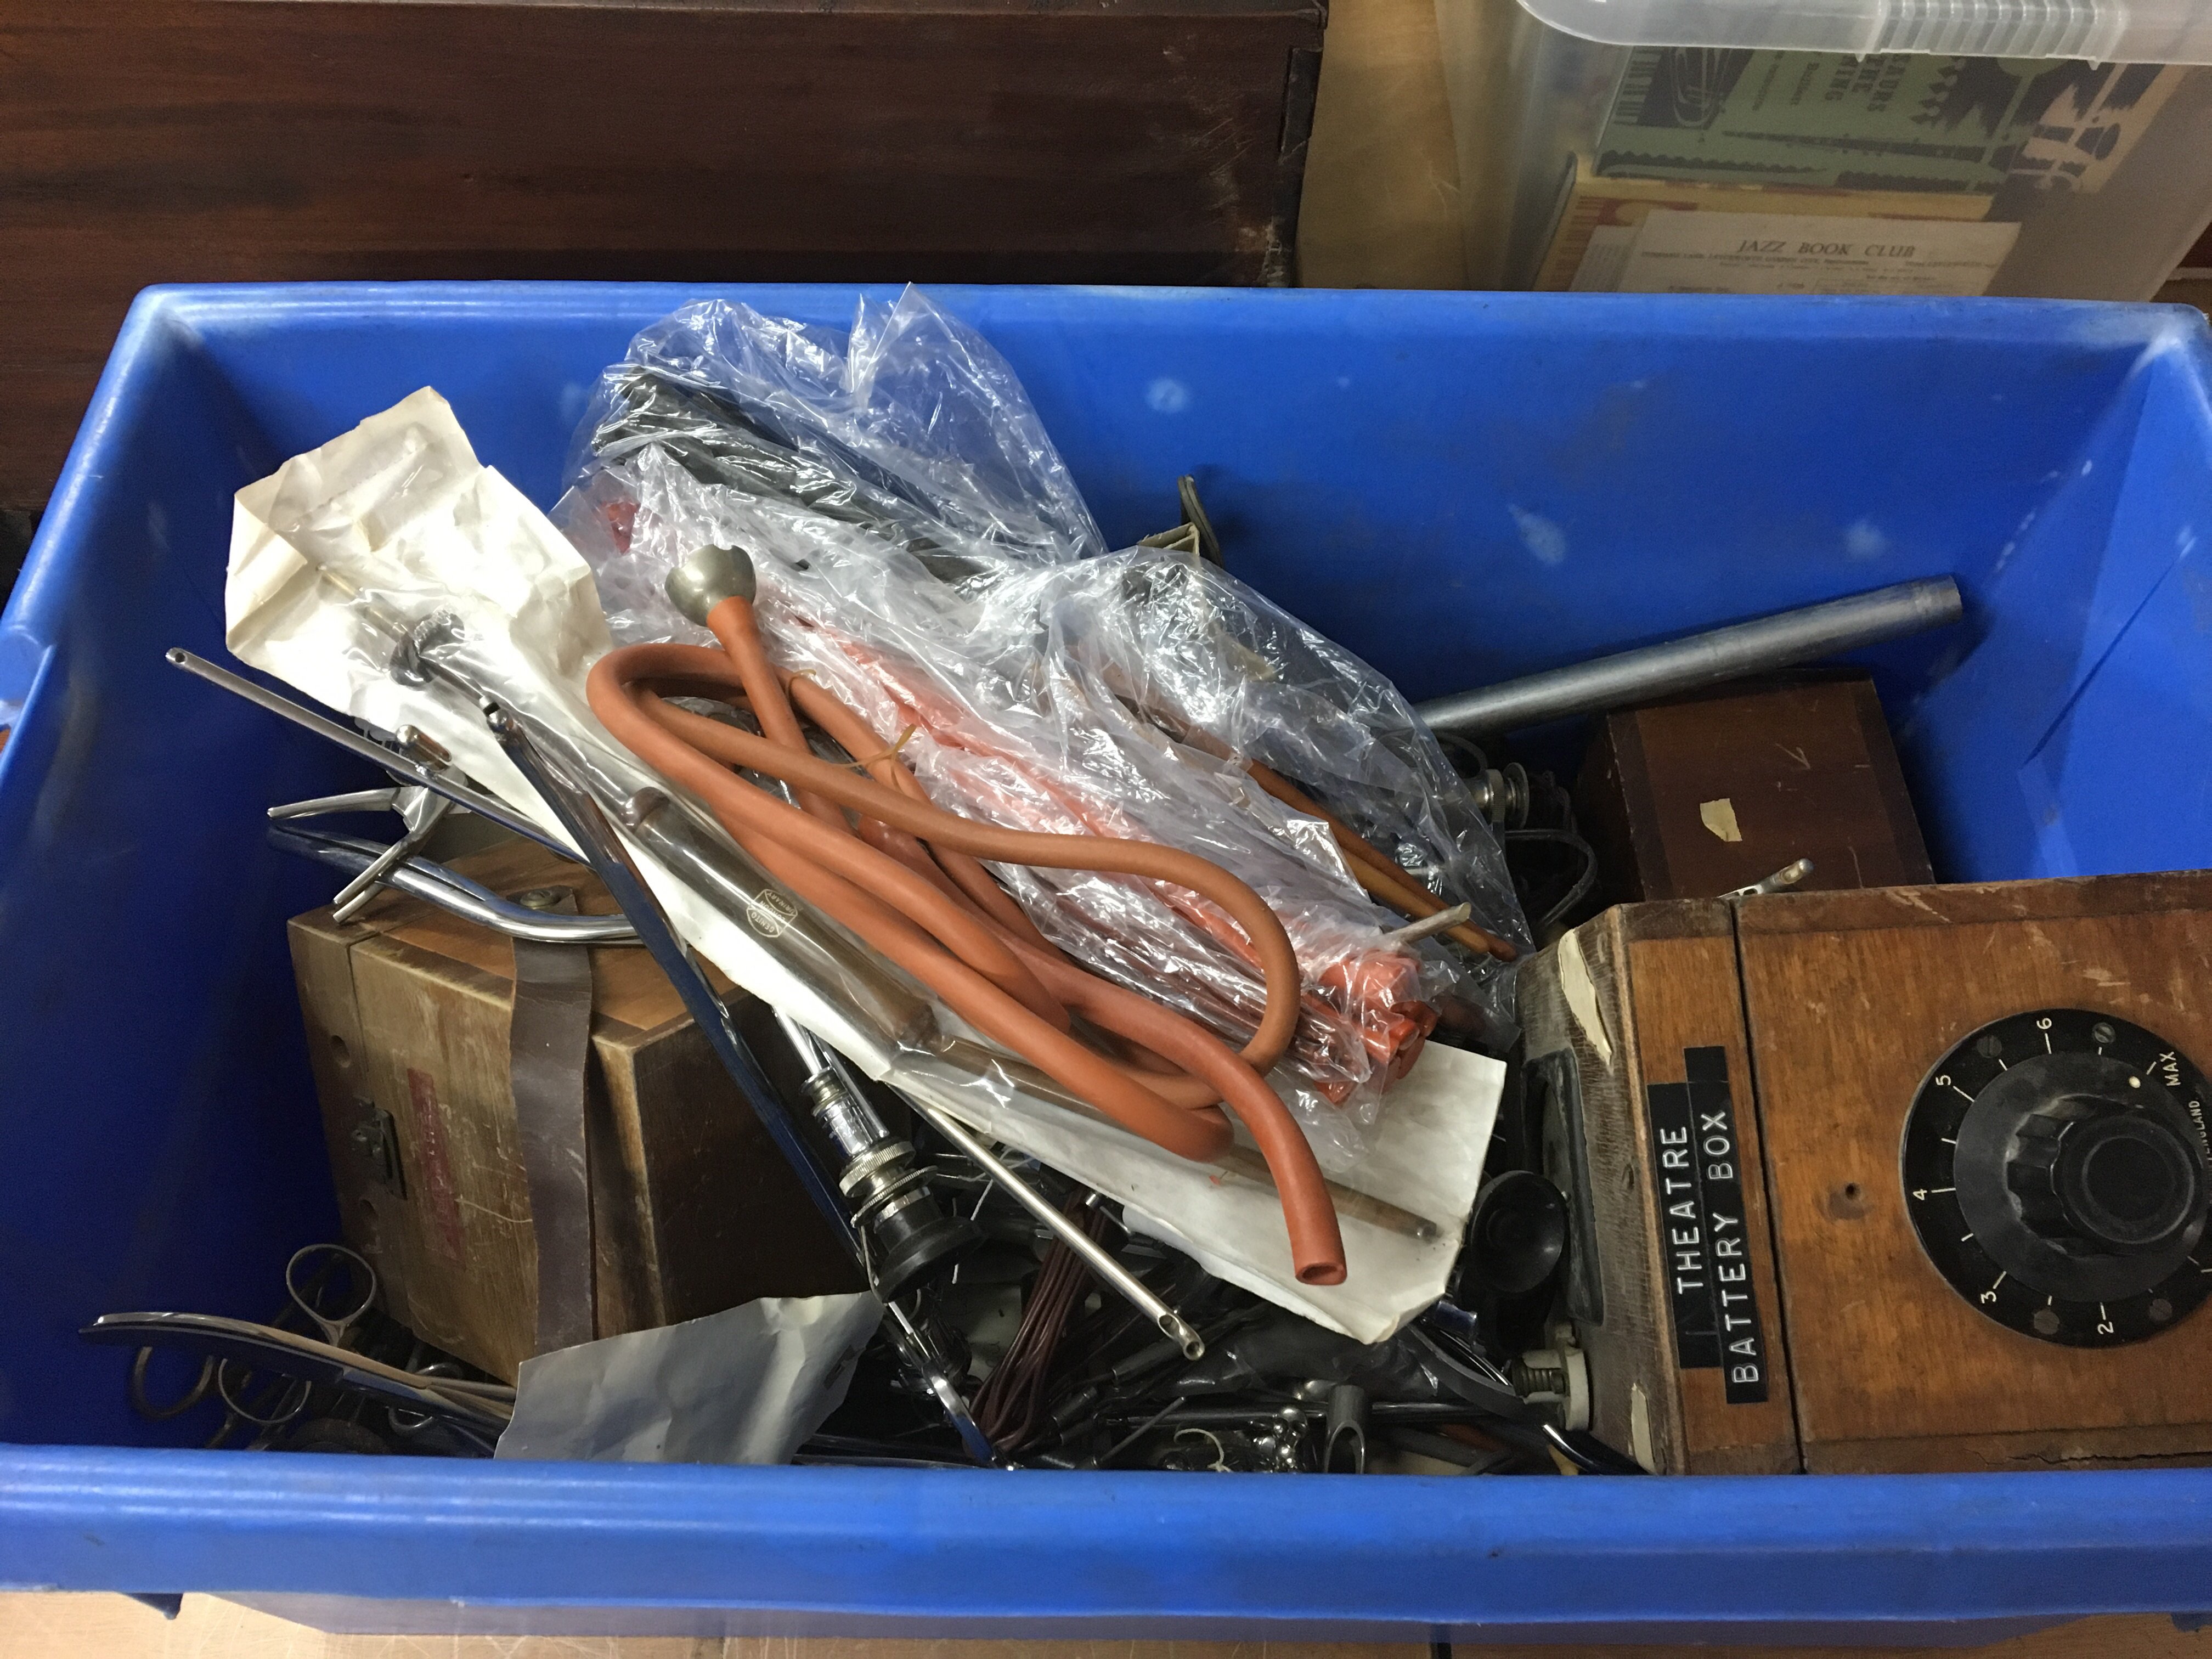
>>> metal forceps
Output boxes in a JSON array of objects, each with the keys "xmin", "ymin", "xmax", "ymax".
[
  {"xmin": 170, "ymin": 652, "xmax": 631, "ymax": 944},
  {"xmin": 126, "ymin": 1243, "xmax": 382, "ymax": 1443},
  {"xmin": 281, "ymin": 1243, "xmax": 380, "ymax": 1348},
  {"xmin": 271, "ymin": 786, "xmax": 453, "ymax": 922},
  {"xmin": 214, "ymin": 1244, "xmax": 382, "ymax": 1435}
]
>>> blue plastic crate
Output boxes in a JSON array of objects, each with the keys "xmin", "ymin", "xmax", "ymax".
[{"xmin": 3, "ymin": 283, "xmax": 2211, "ymax": 1642}]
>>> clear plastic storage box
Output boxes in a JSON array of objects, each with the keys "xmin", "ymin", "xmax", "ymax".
[{"xmin": 1436, "ymin": 0, "xmax": 2212, "ymax": 297}]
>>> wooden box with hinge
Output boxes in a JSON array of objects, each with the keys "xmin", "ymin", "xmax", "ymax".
[
  {"xmin": 289, "ymin": 837, "xmax": 861, "ymax": 1383},
  {"xmin": 1518, "ymin": 872, "xmax": 2212, "ymax": 1474},
  {"xmin": 1572, "ymin": 674, "xmax": 1934, "ymax": 906},
  {"xmin": 1515, "ymin": 898, "xmax": 1798, "ymax": 1475}
]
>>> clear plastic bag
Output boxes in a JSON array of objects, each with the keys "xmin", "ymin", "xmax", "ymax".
[
  {"xmin": 556, "ymin": 289, "xmax": 1530, "ymax": 1163},
  {"xmin": 231, "ymin": 383, "xmax": 1509, "ymax": 1336}
]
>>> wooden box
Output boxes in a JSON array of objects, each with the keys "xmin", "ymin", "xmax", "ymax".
[
  {"xmin": 1514, "ymin": 900, "xmax": 1799, "ymax": 1475},
  {"xmin": 1520, "ymin": 872, "xmax": 2212, "ymax": 1474},
  {"xmin": 1573, "ymin": 674, "xmax": 1933, "ymax": 906},
  {"xmin": 290, "ymin": 838, "xmax": 860, "ymax": 1382}
]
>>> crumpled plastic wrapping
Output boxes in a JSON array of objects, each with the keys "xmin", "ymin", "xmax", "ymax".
[
  {"xmin": 556, "ymin": 289, "xmax": 1530, "ymax": 1164},
  {"xmin": 227, "ymin": 385, "xmax": 1506, "ymax": 1342}
]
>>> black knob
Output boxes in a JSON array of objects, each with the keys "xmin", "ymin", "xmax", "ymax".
[
  {"xmin": 1463, "ymin": 1171, "xmax": 1569, "ymax": 1297},
  {"xmin": 1956, "ymin": 1051, "xmax": 2211, "ymax": 1302},
  {"xmin": 2051, "ymin": 1111, "xmax": 2201, "ymax": 1252},
  {"xmin": 1904, "ymin": 1009, "xmax": 2212, "ymax": 1345},
  {"xmin": 2004, "ymin": 1081, "xmax": 2204, "ymax": 1256},
  {"xmin": 871, "ymin": 1204, "xmax": 985, "ymax": 1301}
]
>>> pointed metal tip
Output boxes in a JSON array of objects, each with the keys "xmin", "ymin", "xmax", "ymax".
[{"xmin": 1161, "ymin": 1313, "xmax": 1205, "ymax": 1361}]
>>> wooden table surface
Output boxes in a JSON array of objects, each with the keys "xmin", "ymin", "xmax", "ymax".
[{"xmin": 0, "ymin": 1597, "xmax": 2203, "ymax": 1659}]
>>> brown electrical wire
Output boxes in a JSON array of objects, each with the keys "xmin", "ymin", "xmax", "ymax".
[
  {"xmin": 586, "ymin": 595, "xmax": 1348, "ymax": 1286},
  {"xmin": 1244, "ymin": 761, "xmax": 1518, "ymax": 962},
  {"xmin": 974, "ymin": 1195, "xmax": 1113, "ymax": 1449}
]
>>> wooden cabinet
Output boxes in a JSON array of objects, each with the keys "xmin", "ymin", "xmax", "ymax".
[{"xmin": 1, "ymin": 0, "xmax": 1325, "ymax": 517}]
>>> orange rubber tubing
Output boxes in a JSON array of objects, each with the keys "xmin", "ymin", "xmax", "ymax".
[
  {"xmin": 627, "ymin": 636, "xmax": 1308, "ymax": 1067},
  {"xmin": 588, "ymin": 602, "xmax": 1347, "ymax": 1285}
]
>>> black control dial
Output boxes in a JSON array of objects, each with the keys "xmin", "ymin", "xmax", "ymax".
[{"xmin": 1902, "ymin": 1009, "xmax": 2212, "ymax": 1347}]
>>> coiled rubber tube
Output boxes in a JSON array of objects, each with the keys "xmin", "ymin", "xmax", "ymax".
[{"xmin": 586, "ymin": 598, "xmax": 1347, "ymax": 1285}]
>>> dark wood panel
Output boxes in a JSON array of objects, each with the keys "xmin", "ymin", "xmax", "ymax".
[
  {"xmin": 1515, "ymin": 909, "xmax": 1680, "ymax": 1468},
  {"xmin": 0, "ymin": 0, "xmax": 1325, "ymax": 511}
]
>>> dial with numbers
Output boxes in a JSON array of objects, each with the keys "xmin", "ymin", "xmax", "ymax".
[{"xmin": 1901, "ymin": 1009, "xmax": 2212, "ymax": 1347}]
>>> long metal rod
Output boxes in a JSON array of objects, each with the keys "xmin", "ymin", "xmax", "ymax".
[
  {"xmin": 1413, "ymin": 577, "xmax": 1963, "ymax": 735},
  {"xmin": 166, "ymin": 648, "xmax": 568, "ymax": 855},
  {"xmin": 902, "ymin": 1094, "xmax": 1204, "ymax": 1362},
  {"xmin": 486, "ymin": 706, "xmax": 860, "ymax": 1256}
]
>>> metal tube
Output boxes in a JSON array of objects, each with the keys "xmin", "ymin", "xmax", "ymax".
[
  {"xmin": 487, "ymin": 706, "xmax": 861, "ymax": 1253},
  {"xmin": 775, "ymin": 1011, "xmax": 893, "ymax": 1159},
  {"xmin": 902, "ymin": 1094, "xmax": 1205, "ymax": 1361},
  {"xmin": 613, "ymin": 790, "xmax": 936, "ymax": 1058},
  {"xmin": 165, "ymin": 648, "xmax": 567, "ymax": 855},
  {"xmin": 1413, "ymin": 577, "xmax": 1963, "ymax": 735},
  {"xmin": 267, "ymin": 825, "xmax": 639, "ymax": 943},
  {"xmin": 767, "ymin": 1011, "xmax": 979, "ymax": 1301}
]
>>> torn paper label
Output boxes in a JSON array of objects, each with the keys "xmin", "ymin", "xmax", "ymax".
[
  {"xmin": 1558, "ymin": 926, "xmax": 1614, "ymax": 1071},
  {"xmin": 1700, "ymin": 798, "xmax": 1743, "ymax": 842}
]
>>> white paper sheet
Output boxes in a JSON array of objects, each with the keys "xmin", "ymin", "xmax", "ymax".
[
  {"xmin": 495, "ymin": 1292, "xmax": 883, "ymax": 1465},
  {"xmin": 226, "ymin": 388, "xmax": 901, "ymax": 1077},
  {"xmin": 900, "ymin": 1039, "xmax": 1504, "ymax": 1344}
]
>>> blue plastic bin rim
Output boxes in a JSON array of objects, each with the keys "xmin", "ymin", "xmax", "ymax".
[
  {"xmin": 8, "ymin": 1443, "xmax": 2212, "ymax": 1625},
  {"xmin": 13, "ymin": 278, "xmax": 2206, "ymax": 726},
  {"xmin": 7, "ymin": 283, "xmax": 2212, "ymax": 1634}
]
